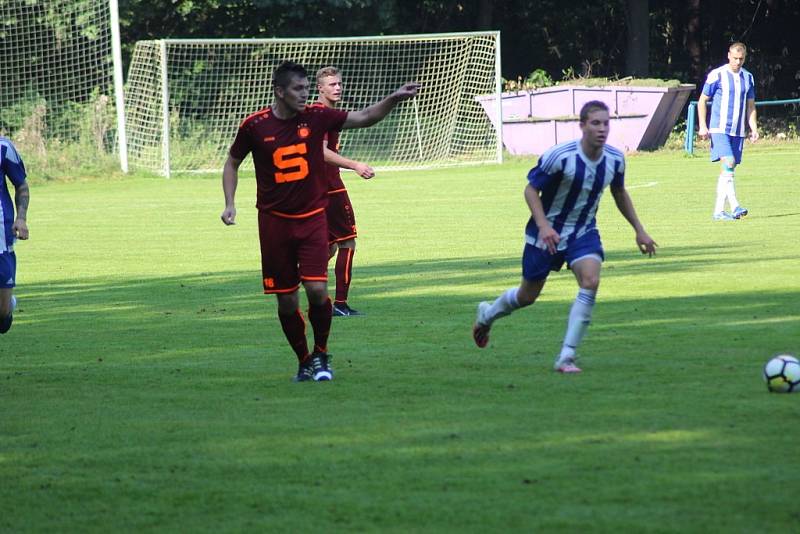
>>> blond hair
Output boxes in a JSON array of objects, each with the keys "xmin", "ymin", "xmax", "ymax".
[{"xmin": 316, "ymin": 66, "xmax": 340, "ymax": 84}]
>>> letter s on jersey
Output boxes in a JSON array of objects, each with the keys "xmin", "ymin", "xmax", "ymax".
[{"xmin": 273, "ymin": 143, "xmax": 309, "ymax": 183}]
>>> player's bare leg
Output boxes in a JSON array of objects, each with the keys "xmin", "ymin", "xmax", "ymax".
[
  {"xmin": 473, "ymin": 278, "xmax": 545, "ymax": 348},
  {"xmin": 0, "ymin": 288, "xmax": 15, "ymax": 334}
]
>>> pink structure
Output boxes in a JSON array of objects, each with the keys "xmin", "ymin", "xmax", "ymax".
[{"xmin": 476, "ymin": 84, "xmax": 695, "ymax": 155}]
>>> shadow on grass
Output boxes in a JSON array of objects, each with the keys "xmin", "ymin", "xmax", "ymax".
[
  {"xmin": 759, "ymin": 211, "xmax": 800, "ymax": 219},
  {"xmin": 4, "ymin": 242, "xmax": 797, "ymax": 365},
  {"xmin": 3, "ymin": 251, "xmax": 799, "ymax": 533}
]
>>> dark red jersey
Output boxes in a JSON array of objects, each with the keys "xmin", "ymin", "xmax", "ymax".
[
  {"xmin": 324, "ymin": 129, "xmax": 346, "ymax": 192},
  {"xmin": 230, "ymin": 104, "xmax": 348, "ymax": 217}
]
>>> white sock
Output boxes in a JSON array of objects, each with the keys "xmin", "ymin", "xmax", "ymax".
[
  {"xmin": 723, "ymin": 170, "xmax": 739, "ymax": 210},
  {"xmin": 483, "ymin": 287, "xmax": 521, "ymax": 325},
  {"xmin": 714, "ymin": 172, "xmax": 728, "ymax": 214},
  {"xmin": 559, "ymin": 288, "xmax": 597, "ymax": 360}
]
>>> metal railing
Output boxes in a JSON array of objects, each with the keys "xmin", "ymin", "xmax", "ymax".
[{"xmin": 684, "ymin": 98, "xmax": 800, "ymax": 155}]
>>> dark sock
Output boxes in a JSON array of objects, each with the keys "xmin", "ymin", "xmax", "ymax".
[
  {"xmin": 334, "ymin": 247, "xmax": 354, "ymax": 304},
  {"xmin": 278, "ymin": 309, "xmax": 309, "ymax": 362},
  {"xmin": 308, "ymin": 298, "xmax": 332, "ymax": 353}
]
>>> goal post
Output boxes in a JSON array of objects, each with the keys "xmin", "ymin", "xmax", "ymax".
[
  {"xmin": 124, "ymin": 32, "xmax": 503, "ymax": 176},
  {"xmin": 0, "ymin": 0, "xmax": 128, "ymax": 171}
]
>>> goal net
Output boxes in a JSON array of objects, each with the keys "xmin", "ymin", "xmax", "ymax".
[
  {"xmin": 124, "ymin": 32, "xmax": 502, "ymax": 176},
  {"xmin": 0, "ymin": 0, "xmax": 126, "ymax": 168}
]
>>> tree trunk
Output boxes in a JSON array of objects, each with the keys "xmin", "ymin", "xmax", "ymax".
[
  {"xmin": 477, "ymin": 0, "xmax": 492, "ymax": 30},
  {"xmin": 625, "ymin": 0, "xmax": 649, "ymax": 77},
  {"xmin": 686, "ymin": 0, "xmax": 702, "ymax": 90}
]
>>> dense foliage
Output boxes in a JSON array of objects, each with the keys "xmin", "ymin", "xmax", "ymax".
[
  {"xmin": 118, "ymin": 0, "xmax": 800, "ymax": 100},
  {"xmin": 1, "ymin": 0, "xmax": 797, "ymax": 177}
]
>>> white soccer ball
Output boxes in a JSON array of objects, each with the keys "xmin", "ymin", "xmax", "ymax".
[{"xmin": 763, "ymin": 354, "xmax": 800, "ymax": 393}]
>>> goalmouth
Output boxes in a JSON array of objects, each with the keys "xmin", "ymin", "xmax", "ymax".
[{"xmin": 124, "ymin": 31, "xmax": 503, "ymax": 177}]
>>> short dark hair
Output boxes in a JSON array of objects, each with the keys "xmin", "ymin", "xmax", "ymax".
[
  {"xmin": 729, "ymin": 42, "xmax": 747, "ymax": 54},
  {"xmin": 273, "ymin": 61, "xmax": 308, "ymax": 89},
  {"xmin": 579, "ymin": 100, "xmax": 609, "ymax": 123}
]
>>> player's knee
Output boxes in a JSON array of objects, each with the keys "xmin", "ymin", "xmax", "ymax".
[
  {"xmin": 304, "ymin": 284, "xmax": 328, "ymax": 305},
  {"xmin": 333, "ymin": 239, "xmax": 355, "ymax": 252},
  {"xmin": 578, "ymin": 274, "xmax": 600, "ymax": 291},
  {"xmin": 721, "ymin": 158, "xmax": 736, "ymax": 172},
  {"xmin": 276, "ymin": 292, "xmax": 300, "ymax": 314}
]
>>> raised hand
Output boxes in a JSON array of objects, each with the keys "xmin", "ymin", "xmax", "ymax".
[{"xmin": 393, "ymin": 83, "xmax": 421, "ymax": 101}]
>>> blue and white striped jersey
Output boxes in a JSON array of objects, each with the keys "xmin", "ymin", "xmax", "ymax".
[
  {"xmin": 525, "ymin": 140, "xmax": 624, "ymax": 251},
  {"xmin": 702, "ymin": 65, "xmax": 756, "ymax": 137},
  {"xmin": 1, "ymin": 137, "xmax": 27, "ymax": 253}
]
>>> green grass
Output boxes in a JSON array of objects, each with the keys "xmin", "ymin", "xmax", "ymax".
[{"xmin": 2, "ymin": 145, "xmax": 799, "ymax": 532}]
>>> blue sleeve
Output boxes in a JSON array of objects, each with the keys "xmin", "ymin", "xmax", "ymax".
[
  {"xmin": 1, "ymin": 143, "xmax": 27, "ymax": 186},
  {"xmin": 747, "ymin": 73, "xmax": 755, "ymax": 100},
  {"xmin": 527, "ymin": 148, "xmax": 561, "ymax": 189},
  {"xmin": 702, "ymin": 70, "xmax": 719, "ymax": 98},
  {"xmin": 527, "ymin": 164, "xmax": 553, "ymax": 190},
  {"xmin": 611, "ymin": 157, "xmax": 625, "ymax": 188}
]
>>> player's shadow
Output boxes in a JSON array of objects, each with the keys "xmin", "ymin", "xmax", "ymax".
[
  {"xmin": 4, "ymin": 241, "xmax": 796, "ymax": 368},
  {"xmin": 758, "ymin": 211, "xmax": 800, "ymax": 219}
]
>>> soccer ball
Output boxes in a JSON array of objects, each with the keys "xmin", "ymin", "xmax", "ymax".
[{"xmin": 763, "ymin": 354, "xmax": 800, "ymax": 393}]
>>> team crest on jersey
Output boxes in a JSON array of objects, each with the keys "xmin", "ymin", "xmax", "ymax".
[{"xmin": 297, "ymin": 123, "xmax": 311, "ymax": 139}]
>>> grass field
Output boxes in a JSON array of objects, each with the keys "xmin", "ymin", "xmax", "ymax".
[{"xmin": 2, "ymin": 145, "xmax": 799, "ymax": 532}]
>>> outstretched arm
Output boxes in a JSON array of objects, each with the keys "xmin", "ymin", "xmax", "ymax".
[
  {"xmin": 323, "ymin": 147, "xmax": 374, "ymax": 179},
  {"xmin": 342, "ymin": 83, "xmax": 421, "ymax": 129},
  {"xmin": 12, "ymin": 182, "xmax": 29, "ymax": 240},
  {"xmin": 610, "ymin": 185, "xmax": 657, "ymax": 256},
  {"xmin": 221, "ymin": 155, "xmax": 243, "ymax": 225}
]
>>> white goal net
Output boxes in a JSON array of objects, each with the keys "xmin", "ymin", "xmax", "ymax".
[
  {"xmin": 124, "ymin": 32, "xmax": 502, "ymax": 176},
  {"xmin": 0, "ymin": 0, "xmax": 126, "ymax": 168}
]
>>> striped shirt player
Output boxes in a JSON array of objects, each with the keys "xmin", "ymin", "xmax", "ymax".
[
  {"xmin": 697, "ymin": 42, "xmax": 758, "ymax": 221},
  {"xmin": 703, "ymin": 64, "xmax": 755, "ymax": 137},
  {"xmin": 524, "ymin": 139, "xmax": 625, "ymax": 255},
  {"xmin": 221, "ymin": 61, "xmax": 419, "ymax": 383},
  {"xmin": 1, "ymin": 137, "xmax": 30, "ymax": 334},
  {"xmin": 472, "ymin": 101, "xmax": 657, "ymax": 374}
]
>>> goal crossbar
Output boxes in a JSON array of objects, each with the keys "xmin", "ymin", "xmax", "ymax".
[{"xmin": 124, "ymin": 31, "xmax": 503, "ymax": 176}]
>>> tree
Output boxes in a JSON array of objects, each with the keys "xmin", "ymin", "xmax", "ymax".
[
  {"xmin": 625, "ymin": 0, "xmax": 649, "ymax": 76},
  {"xmin": 115, "ymin": 0, "xmax": 800, "ymax": 100},
  {"xmin": 685, "ymin": 0, "xmax": 702, "ymax": 85}
]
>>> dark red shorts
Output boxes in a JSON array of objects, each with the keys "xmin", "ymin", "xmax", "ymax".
[
  {"xmin": 326, "ymin": 190, "xmax": 357, "ymax": 244},
  {"xmin": 257, "ymin": 210, "xmax": 329, "ymax": 294}
]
